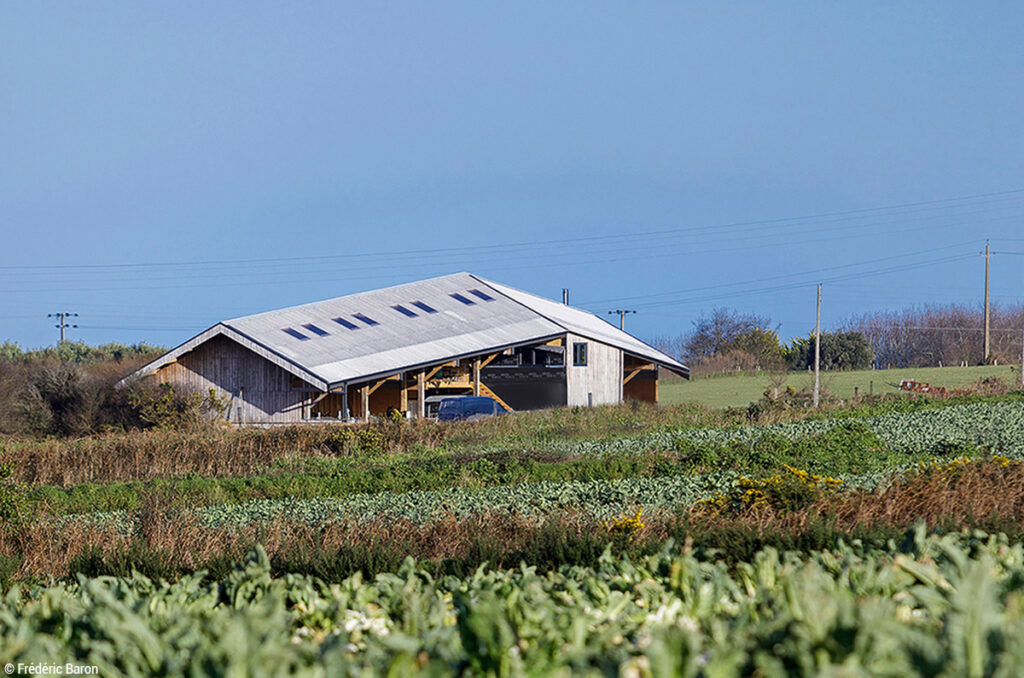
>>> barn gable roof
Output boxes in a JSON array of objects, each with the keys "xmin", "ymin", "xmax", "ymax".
[{"xmin": 124, "ymin": 273, "xmax": 689, "ymax": 388}]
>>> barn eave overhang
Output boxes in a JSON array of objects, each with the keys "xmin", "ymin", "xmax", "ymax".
[{"xmin": 323, "ymin": 332, "xmax": 568, "ymax": 391}]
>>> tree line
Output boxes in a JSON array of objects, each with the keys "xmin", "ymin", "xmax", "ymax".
[
  {"xmin": 650, "ymin": 303, "xmax": 1023, "ymax": 375},
  {"xmin": 0, "ymin": 341, "xmax": 167, "ymax": 437},
  {"xmin": 845, "ymin": 304, "xmax": 1024, "ymax": 368}
]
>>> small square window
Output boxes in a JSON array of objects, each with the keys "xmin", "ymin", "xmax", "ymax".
[
  {"xmin": 333, "ymin": 317, "xmax": 359, "ymax": 330},
  {"xmin": 392, "ymin": 304, "xmax": 418, "ymax": 317},
  {"xmin": 411, "ymin": 300, "xmax": 438, "ymax": 314},
  {"xmin": 450, "ymin": 293, "xmax": 475, "ymax": 306},
  {"xmin": 572, "ymin": 342, "xmax": 588, "ymax": 366},
  {"xmin": 302, "ymin": 323, "xmax": 329, "ymax": 336},
  {"xmin": 353, "ymin": 313, "xmax": 379, "ymax": 326},
  {"xmin": 283, "ymin": 328, "xmax": 310, "ymax": 341},
  {"xmin": 468, "ymin": 288, "xmax": 495, "ymax": 302}
]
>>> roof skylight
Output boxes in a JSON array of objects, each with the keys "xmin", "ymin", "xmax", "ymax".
[
  {"xmin": 282, "ymin": 328, "xmax": 310, "ymax": 340},
  {"xmin": 450, "ymin": 293, "xmax": 475, "ymax": 306},
  {"xmin": 333, "ymin": 317, "xmax": 359, "ymax": 330},
  {"xmin": 353, "ymin": 313, "xmax": 380, "ymax": 326},
  {"xmin": 302, "ymin": 323, "xmax": 329, "ymax": 336},
  {"xmin": 468, "ymin": 288, "xmax": 495, "ymax": 302},
  {"xmin": 392, "ymin": 304, "xmax": 417, "ymax": 318},
  {"xmin": 411, "ymin": 300, "xmax": 438, "ymax": 313}
]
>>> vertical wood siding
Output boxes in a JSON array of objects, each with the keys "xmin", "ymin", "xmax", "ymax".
[
  {"xmin": 147, "ymin": 335, "xmax": 307, "ymax": 423},
  {"xmin": 565, "ymin": 333, "xmax": 623, "ymax": 406}
]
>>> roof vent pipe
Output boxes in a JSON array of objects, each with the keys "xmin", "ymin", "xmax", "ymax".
[{"xmin": 562, "ymin": 289, "xmax": 569, "ymax": 305}]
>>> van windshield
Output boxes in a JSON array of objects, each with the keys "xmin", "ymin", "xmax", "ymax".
[{"xmin": 438, "ymin": 399, "xmax": 462, "ymax": 414}]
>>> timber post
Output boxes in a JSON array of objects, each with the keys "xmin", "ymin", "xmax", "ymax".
[
  {"xmin": 473, "ymin": 358, "xmax": 481, "ymax": 396},
  {"xmin": 417, "ymin": 371, "xmax": 426, "ymax": 418}
]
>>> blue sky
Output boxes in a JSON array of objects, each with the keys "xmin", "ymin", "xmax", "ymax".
[{"xmin": 2, "ymin": 2, "xmax": 1023, "ymax": 351}]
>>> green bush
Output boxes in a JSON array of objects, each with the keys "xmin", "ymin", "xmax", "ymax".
[
  {"xmin": 128, "ymin": 382, "xmax": 227, "ymax": 430},
  {"xmin": 788, "ymin": 330, "xmax": 875, "ymax": 370}
]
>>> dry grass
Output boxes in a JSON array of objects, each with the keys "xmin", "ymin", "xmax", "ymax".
[
  {"xmin": 2, "ymin": 508, "xmax": 598, "ymax": 580},
  {"xmin": 687, "ymin": 458, "xmax": 1024, "ymax": 536},
  {"xmin": 824, "ymin": 459, "xmax": 1024, "ymax": 528},
  {"xmin": 4, "ymin": 383, "xmax": 1020, "ymax": 489},
  {"xmin": 1, "ymin": 423, "xmax": 443, "ymax": 486},
  {"xmin": 6, "ymin": 460, "xmax": 1024, "ymax": 581},
  {"xmin": 0, "ymin": 401, "xmax": 729, "ymax": 487}
]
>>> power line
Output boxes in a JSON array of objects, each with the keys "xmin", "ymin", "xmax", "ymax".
[
  {"xmin": 578, "ymin": 241, "xmax": 976, "ymax": 307},
  {"xmin": 855, "ymin": 325, "xmax": 1023, "ymax": 332},
  {"xmin": 77, "ymin": 325, "xmax": 194, "ymax": 332},
  {"xmin": 0, "ymin": 215, "xmax": 994, "ymax": 294},
  {"xmin": 586, "ymin": 253, "xmax": 977, "ymax": 312},
  {"xmin": 1, "ymin": 186, "xmax": 1022, "ymax": 273}
]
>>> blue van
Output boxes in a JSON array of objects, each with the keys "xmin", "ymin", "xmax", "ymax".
[{"xmin": 436, "ymin": 396, "xmax": 505, "ymax": 422}]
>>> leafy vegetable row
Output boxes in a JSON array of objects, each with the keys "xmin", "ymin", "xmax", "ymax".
[{"xmin": 5, "ymin": 526, "xmax": 1024, "ymax": 676}]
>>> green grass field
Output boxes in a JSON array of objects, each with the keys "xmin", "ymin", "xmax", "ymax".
[{"xmin": 661, "ymin": 364, "xmax": 1020, "ymax": 408}]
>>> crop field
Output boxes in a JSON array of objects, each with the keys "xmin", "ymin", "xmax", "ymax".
[
  {"xmin": 6, "ymin": 529, "xmax": 1024, "ymax": 676},
  {"xmin": 3, "ymin": 390, "xmax": 1024, "ymax": 675},
  {"xmin": 662, "ymin": 364, "xmax": 1017, "ymax": 408}
]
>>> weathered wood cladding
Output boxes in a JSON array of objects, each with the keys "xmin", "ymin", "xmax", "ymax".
[
  {"xmin": 623, "ymin": 354, "xmax": 659, "ymax": 404},
  {"xmin": 623, "ymin": 370, "xmax": 658, "ymax": 403},
  {"xmin": 146, "ymin": 334, "xmax": 306, "ymax": 423},
  {"xmin": 565, "ymin": 332, "xmax": 623, "ymax": 407}
]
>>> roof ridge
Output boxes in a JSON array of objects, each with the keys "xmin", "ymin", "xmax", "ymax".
[{"xmin": 467, "ymin": 273, "xmax": 571, "ymax": 334}]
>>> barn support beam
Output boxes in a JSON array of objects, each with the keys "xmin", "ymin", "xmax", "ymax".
[
  {"xmin": 477, "ymin": 383, "xmax": 514, "ymax": 413},
  {"xmin": 360, "ymin": 386, "xmax": 370, "ymax": 422},
  {"xmin": 424, "ymin": 361, "xmax": 455, "ymax": 382},
  {"xmin": 417, "ymin": 371, "xmax": 425, "ymax": 418},
  {"xmin": 623, "ymin": 363, "xmax": 655, "ymax": 385},
  {"xmin": 473, "ymin": 358, "xmax": 481, "ymax": 396}
]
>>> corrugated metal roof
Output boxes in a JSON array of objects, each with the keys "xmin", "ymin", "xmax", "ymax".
[
  {"xmin": 125, "ymin": 272, "xmax": 689, "ymax": 387},
  {"xmin": 474, "ymin": 275, "xmax": 688, "ymax": 374}
]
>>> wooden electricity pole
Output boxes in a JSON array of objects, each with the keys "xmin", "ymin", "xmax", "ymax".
[
  {"xmin": 608, "ymin": 309, "xmax": 636, "ymax": 330},
  {"xmin": 48, "ymin": 312, "xmax": 78, "ymax": 343},
  {"xmin": 813, "ymin": 284, "xmax": 821, "ymax": 407},
  {"xmin": 984, "ymin": 240, "xmax": 991, "ymax": 362}
]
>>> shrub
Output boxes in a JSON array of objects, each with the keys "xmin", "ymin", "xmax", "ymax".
[
  {"xmin": 128, "ymin": 383, "xmax": 227, "ymax": 430},
  {"xmin": 699, "ymin": 465, "xmax": 843, "ymax": 515},
  {"xmin": 19, "ymin": 364, "xmax": 95, "ymax": 436},
  {"xmin": 0, "ymin": 455, "xmax": 25, "ymax": 525},
  {"xmin": 602, "ymin": 509, "xmax": 646, "ymax": 542},
  {"xmin": 788, "ymin": 330, "xmax": 874, "ymax": 371}
]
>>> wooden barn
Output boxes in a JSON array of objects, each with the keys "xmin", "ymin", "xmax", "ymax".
[{"xmin": 121, "ymin": 273, "xmax": 689, "ymax": 423}]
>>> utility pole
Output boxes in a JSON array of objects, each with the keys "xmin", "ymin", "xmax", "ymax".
[
  {"xmin": 48, "ymin": 312, "xmax": 78, "ymax": 343},
  {"xmin": 608, "ymin": 309, "xmax": 636, "ymax": 330},
  {"xmin": 813, "ymin": 284, "xmax": 821, "ymax": 407},
  {"xmin": 984, "ymin": 240, "xmax": 991, "ymax": 362}
]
